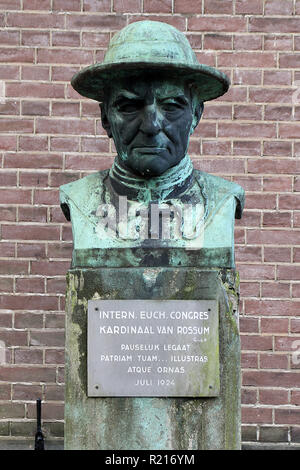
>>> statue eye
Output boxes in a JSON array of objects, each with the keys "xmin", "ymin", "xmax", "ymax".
[
  {"xmin": 117, "ymin": 100, "xmax": 142, "ymax": 113},
  {"xmin": 161, "ymin": 100, "xmax": 184, "ymax": 113}
]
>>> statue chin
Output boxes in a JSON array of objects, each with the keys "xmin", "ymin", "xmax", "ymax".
[
  {"xmin": 135, "ymin": 163, "xmax": 167, "ymax": 178},
  {"xmin": 123, "ymin": 151, "xmax": 182, "ymax": 178}
]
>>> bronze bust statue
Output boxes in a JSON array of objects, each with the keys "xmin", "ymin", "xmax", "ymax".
[{"xmin": 60, "ymin": 21, "xmax": 244, "ymax": 267}]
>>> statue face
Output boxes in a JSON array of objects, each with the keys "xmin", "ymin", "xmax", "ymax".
[{"xmin": 101, "ymin": 76, "xmax": 201, "ymax": 177}]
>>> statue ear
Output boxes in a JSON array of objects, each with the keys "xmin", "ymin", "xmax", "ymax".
[
  {"xmin": 100, "ymin": 103, "xmax": 112, "ymax": 138},
  {"xmin": 190, "ymin": 102, "xmax": 204, "ymax": 135}
]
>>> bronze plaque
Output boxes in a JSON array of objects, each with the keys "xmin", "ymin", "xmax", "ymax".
[{"xmin": 87, "ymin": 299, "xmax": 219, "ymax": 397}]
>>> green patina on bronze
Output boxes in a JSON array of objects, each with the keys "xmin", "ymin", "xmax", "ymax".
[
  {"xmin": 60, "ymin": 167, "xmax": 244, "ymax": 263},
  {"xmin": 60, "ymin": 21, "xmax": 244, "ymax": 261},
  {"xmin": 72, "ymin": 246, "xmax": 233, "ymax": 269},
  {"xmin": 71, "ymin": 20, "xmax": 230, "ymax": 103}
]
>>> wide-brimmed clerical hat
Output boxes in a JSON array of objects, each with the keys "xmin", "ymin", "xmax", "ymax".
[{"xmin": 71, "ymin": 20, "xmax": 230, "ymax": 102}]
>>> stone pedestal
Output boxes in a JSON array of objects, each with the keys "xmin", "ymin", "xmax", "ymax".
[{"xmin": 64, "ymin": 267, "xmax": 241, "ymax": 450}]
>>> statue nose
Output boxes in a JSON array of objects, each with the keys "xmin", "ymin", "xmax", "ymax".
[{"xmin": 139, "ymin": 105, "xmax": 161, "ymax": 135}]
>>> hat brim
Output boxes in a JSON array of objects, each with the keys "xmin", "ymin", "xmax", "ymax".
[{"xmin": 71, "ymin": 61, "xmax": 230, "ymax": 103}]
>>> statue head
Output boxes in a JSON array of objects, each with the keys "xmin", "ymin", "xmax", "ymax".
[
  {"xmin": 99, "ymin": 74, "xmax": 204, "ymax": 177},
  {"xmin": 71, "ymin": 21, "xmax": 230, "ymax": 177}
]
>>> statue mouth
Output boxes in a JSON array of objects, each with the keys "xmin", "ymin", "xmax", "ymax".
[{"xmin": 132, "ymin": 147, "xmax": 167, "ymax": 153}]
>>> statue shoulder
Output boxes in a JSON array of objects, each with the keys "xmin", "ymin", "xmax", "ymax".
[
  {"xmin": 59, "ymin": 169, "xmax": 109, "ymax": 221},
  {"xmin": 194, "ymin": 170, "xmax": 245, "ymax": 219}
]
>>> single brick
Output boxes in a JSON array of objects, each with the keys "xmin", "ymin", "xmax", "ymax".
[
  {"xmin": 12, "ymin": 384, "xmax": 42, "ymax": 401},
  {"xmin": 235, "ymin": 0, "xmax": 263, "ymax": 14},
  {"xmin": 259, "ymin": 426, "xmax": 289, "ymax": 443},
  {"xmin": 144, "ymin": 0, "xmax": 172, "ymax": 13}
]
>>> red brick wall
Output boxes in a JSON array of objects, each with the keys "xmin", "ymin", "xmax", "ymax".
[{"xmin": 0, "ymin": 0, "xmax": 299, "ymax": 449}]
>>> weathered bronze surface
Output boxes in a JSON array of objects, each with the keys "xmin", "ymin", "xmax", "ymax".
[
  {"xmin": 71, "ymin": 20, "xmax": 230, "ymax": 103},
  {"xmin": 60, "ymin": 20, "xmax": 245, "ymax": 268}
]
